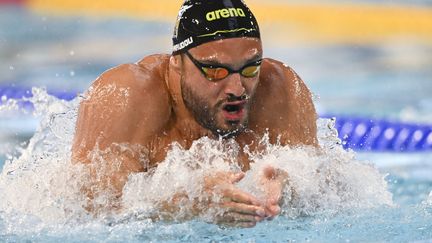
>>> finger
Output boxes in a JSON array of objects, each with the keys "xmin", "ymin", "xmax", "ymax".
[
  {"xmin": 267, "ymin": 205, "xmax": 281, "ymax": 217},
  {"xmin": 259, "ymin": 182, "xmax": 282, "ymax": 207},
  {"xmin": 262, "ymin": 167, "xmax": 289, "ymax": 182},
  {"xmin": 222, "ymin": 186, "xmax": 260, "ymax": 206},
  {"xmin": 267, "ymin": 174, "xmax": 290, "ymax": 203},
  {"xmin": 222, "ymin": 201, "xmax": 266, "ymax": 217},
  {"xmin": 268, "ymin": 189, "xmax": 282, "ymax": 205},
  {"xmin": 263, "ymin": 166, "xmax": 277, "ymax": 179},
  {"xmin": 263, "ymin": 189, "xmax": 284, "ymax": 219},
  {"xmin": 264, "ymin": 204, "xmax": 281, "ymax": 219},
  {"xmin": 229, "ymin": 172, "xmax": 245, "ymax": 183},
  {"xmin": 235, "ymin": 222, "xmax": 256, "ymax": 228},
  {"xmin": 276, "ymin": 168, "xmax": 289, "ymax": 180},
  {"xmin": 219, "ymin": 221, "xmax": 257, "ymax": 228},
  {"xmin": 215, "ymin": 212, "xmax": 261, "ymax": 224}
]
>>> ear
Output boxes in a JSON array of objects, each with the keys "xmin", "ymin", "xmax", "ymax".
[{"xmin": 169, "ymin": 55, "xmax": 182, "ymax": 74}]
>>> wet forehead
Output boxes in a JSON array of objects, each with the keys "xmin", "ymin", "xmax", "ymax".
[{"xmin": 189, "ymin": 38, "xmax": 263, "ymax": 64}]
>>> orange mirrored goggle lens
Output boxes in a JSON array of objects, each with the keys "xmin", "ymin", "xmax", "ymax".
[
  {"xmin": 202, "ymin": 65, "xmax": 261, "ymax": 81},
  {"xmin": 202, "ymin": 67, "xmax": 229, "ymax": 81},
  {"xmin": 241, "ymin": 65, "xmax": 261, "ymax": 77}
]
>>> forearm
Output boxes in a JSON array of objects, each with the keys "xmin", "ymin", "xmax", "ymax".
[{"xmin": 72, "ymin": 143, "xmax": 149, "ymax": 214}]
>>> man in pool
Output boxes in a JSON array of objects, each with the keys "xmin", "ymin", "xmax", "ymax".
[{"xmin": 72, "ymin": 0, "xmax": 317, "ymax": 227}]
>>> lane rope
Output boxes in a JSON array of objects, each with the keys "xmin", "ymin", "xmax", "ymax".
[{"xmin": 327, "ymin": 116, "xmax": 432, "ymax": 152}]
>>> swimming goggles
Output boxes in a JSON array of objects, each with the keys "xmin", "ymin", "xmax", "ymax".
[{"xmin": 185, "ymin": 51, "xmax": 262, "ymax": 82}]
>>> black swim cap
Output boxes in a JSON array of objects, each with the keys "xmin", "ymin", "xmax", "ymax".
[{"xmin": 172, "ymin": 0, "xmax": 261, "ymax": 55}]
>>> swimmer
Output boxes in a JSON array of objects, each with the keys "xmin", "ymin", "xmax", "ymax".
[{"xmin": 72, "ymin": 0, "xmax": 317, "ymax": 227}]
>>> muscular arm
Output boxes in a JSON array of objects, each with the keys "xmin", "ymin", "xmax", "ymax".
[
  {"xmin": 249, "ymin": 58, "xmax": 318, "ymax": 146},
  {"xmin": 72, "ymin": 55, "xmax": 172, "ymax": 200}
]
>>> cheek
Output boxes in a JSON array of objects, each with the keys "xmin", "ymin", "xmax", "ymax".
[
  {"xmin": 184, "ymin": 72, "xmax": 222, "ymax": 99},
  {"xmin": 245, "ymin": 78, "xmax": 260, "ymax": 94},
  {"xmin": 190, "ymin": 73, "xmax": 223, "ymax": 96},
  {"xmin": 207, "ymin": 82, "xmax": 224, "ymax": 95}
]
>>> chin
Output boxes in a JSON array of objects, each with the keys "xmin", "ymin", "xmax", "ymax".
[{"xmin": 215, "ymin": 119, "xmax": 248, "ymax": 138}]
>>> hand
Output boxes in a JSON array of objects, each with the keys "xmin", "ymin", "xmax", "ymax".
[
  {"xmin": 259, "ymin": 166, "xmax": 289, "ymax": 220},
  {"xmin": 202, "ymin": 171, "xmax": 266, "ymax": 228}
]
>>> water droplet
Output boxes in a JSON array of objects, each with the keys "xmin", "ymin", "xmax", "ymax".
[
  {"xmin": 70, "ymin": 71, "xmax": 75, "ymax": 77},
  {"xmin": 69, "ymin": 51, "xmax": 75, "ymax": 56},
  {"xmin": 9, "ymin": 66, "xmax": 14, "ymax": 70}
]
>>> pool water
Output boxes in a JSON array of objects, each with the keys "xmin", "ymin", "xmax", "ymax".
[
  {"xmin": 1, "ymin": 3, "xmax": 432, "ymax": 243},
  {"xmin": 0, "ymin": 91, "xmax": 431, "ymax": 242},
  {"xmin": 1, "ymin": 207, "xmax": 431, "ymax": 242},
  {"xmin": 0, "ymin": 170, "xmax": 431, "ymax": 242}
]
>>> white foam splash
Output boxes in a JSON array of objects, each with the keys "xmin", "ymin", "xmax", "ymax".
[
  {"xmin": 122, "ymin": 123, "xmax": 393, "ymax": 221},
  {"xmin": 0, "ymin": 88, "xmax": 90, "ymax": 230},
  {"xmin": 0, "ymin": 88, "xmax": 393, "ymax": 232}
]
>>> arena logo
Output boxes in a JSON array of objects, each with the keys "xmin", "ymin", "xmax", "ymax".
[
  {"xmin": 173, "ymin": 37, "xmax": 193, "ymax": 52},
  {"xmin": 206, "ymin": 8, "xmax": 246, "ymax": 21}
]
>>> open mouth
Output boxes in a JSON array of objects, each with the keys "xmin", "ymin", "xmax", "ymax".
[
  {"xmin": 223, "ymin": 104, "xmax": 242, "ymax": 113},
  {"xmin": 222, "ymin": 102, "xmax": 246, "ymax": 121}
]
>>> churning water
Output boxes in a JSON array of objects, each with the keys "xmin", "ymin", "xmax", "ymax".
[{"xmin": 0, "ymin": 89, "xmax": 431, "ymax": 242}]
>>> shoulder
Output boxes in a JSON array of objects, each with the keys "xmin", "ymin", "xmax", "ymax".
[
  {"xmin": 249, "ymin": 58, "xmax": 318, "ymax": 146},
  {"xmin": 73, "ymin": 54, "xmax": 173, "ymax": 162},
  {"xmin": 85, "ymin": 54, "xmax": 171, "ymax": 107},
  {"xmin": 259, "ymin": 58, "xmax": 304, "ymax": 94},
  {"xmin": 91, "ymin": 54, "xmax": 170, "ymax": 93},
  {"xmin": 77, "ymin": 54, "xmax": 172, "ymax": 141},
  {"xmin": 257, "ymin": 58, "xmax": 316, "ymax": 111},
  {"xmin": 254, "ymin": 58, "xmax": 313, "ymax": 110}
]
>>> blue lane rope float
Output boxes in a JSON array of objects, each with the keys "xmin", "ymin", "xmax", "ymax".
[
  {"xmin": 329, "ymin": 116, "xmax": 432, "ymax": 152},
  {"xmin": 0, "ymin": 86, "xmax": 76, "ymax": 101},
  {"xmin": 1, "ymin": 86, "xmax": 431, "ymax": 152},
  {"xmin": 0, "ymin": 86, "xmax": 77, "ymax": 111}
]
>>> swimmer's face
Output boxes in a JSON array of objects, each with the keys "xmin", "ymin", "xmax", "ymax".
[{"xmin": 180, "ymin": 37, "xmax": 263, "ymax": 138}]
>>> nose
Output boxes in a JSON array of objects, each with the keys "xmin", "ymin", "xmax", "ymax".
[{"xmin": 223, "ymin": 73, "xmax": 245, "ymax": 98}]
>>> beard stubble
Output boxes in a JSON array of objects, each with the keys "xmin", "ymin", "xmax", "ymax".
[{"xmin": 180, "ymin": 76, "xmax": 249, "ymax": 138}]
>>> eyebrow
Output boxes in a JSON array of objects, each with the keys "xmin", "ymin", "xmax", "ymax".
[{"xmin": 197, "ymin": 53, "xmax": 263, "ymax": 67}]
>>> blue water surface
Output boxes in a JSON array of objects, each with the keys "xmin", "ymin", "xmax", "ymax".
[{"xmin": 1, "ymin": 199, "xmax": 431, "ymax": 242}]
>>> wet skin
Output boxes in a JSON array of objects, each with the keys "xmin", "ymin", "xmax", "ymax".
[{"xmin": 72, "ymin": 37, "xmax": 318, "ymax": 226}]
